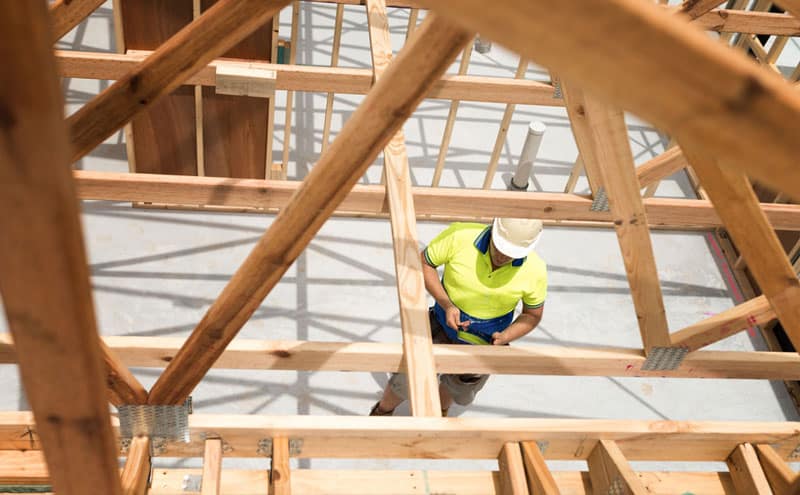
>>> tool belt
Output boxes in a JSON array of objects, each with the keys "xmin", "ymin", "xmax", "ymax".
[{"xmin": 432, "ymin": 302, "xmax": 513, "ymax": 345}]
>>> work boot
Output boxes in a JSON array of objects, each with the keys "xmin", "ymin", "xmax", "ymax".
[{"xmin": 369, "ymin": 401, "xmax": 394, "ymax": 416}]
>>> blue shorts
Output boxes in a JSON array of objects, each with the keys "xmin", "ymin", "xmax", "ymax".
[{"xmin": 432, "ymin": 302, "xmax": 513, "ymax": 345}]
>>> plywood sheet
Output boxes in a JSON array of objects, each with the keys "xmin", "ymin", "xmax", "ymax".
[
  {"xmin": 201, "ymin": 0, "xmax": 272, "ymax": 179},
  {"xmin": 121, "ymin": 0, "xmax": 198, "ymax": 176}
]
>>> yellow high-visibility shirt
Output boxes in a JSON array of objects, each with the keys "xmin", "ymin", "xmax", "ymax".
[{"xmin": 423, "ymin": 222, "xmax": 547, "ymax": 320}]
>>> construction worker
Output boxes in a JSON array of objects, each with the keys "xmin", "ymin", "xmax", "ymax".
[{"xmin": 370, "ymin": 218, "xmax": 547, "ymax": 416}]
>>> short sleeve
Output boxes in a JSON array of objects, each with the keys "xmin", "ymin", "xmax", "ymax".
[
  {"xmin": 423, "ymin": 224, "xmax": 459, "ymax": 267},
  {"xmin": 522, "ymin": 262, "xmax": 547, "ymax": 309}
]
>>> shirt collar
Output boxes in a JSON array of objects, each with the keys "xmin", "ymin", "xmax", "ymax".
[{"xmin": 473, "ymin": 226, "xmax": 526, "ymax": 267}]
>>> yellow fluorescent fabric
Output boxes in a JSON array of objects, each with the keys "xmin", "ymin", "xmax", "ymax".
[{"xmin": 424, "ymin": 222, "xmax": 547, "ymax": 319}]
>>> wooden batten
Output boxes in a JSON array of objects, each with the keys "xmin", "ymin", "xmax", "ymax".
[
  {"xmin": 0, "ymin": 3, "xmax": 123, "ymax": 493},
  {"xmin": 587, "ymin": 440, "xmax": 647, "ymax": 494},
  {"xmin": 121, "ymin": 436, "xmax": 152, "ymax": 495},
  {"xmin": 270, "ymin": 437, "xmax": 291, "ymax": 495},
  {"xmin": 582, "ymin": 94, "xmax": 671, "ymax": 352},
  {"xmin": 670, "ymin": 295, "xmax": 776, "ymax": 352},
  {"xmin": 366, "ymin": 0, "xmax": 442, "ymax": 416},
  {"xmin": 56, "ymin": 51, "xmax": 562, "ymax": 106},
  {"xmin": 520, "ymin": 442, "xmax": 561, "ymax": 495},
  {"xmin": 727, "ymin": 443, "xmax": 773, "ymax": 494},
  {"xmin": 72, "ymin": 170, "xmax": 800, "ymax": 231},
  {"xmin": 201, "ymin": 438, "xmax": 223, "ymax": 495},
  {"xmin": 498, "ymin": 443, "xmax": 530, "ymax": 495}
]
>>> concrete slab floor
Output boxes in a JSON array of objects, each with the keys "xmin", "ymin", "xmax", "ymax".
[{"xmin": 2, "ymin": 0, "xmax": 799, "ymax": 474}]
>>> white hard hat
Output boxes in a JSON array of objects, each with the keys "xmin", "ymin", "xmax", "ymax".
[{"xmin": 491, "ymin": 218, "xmax": 543, "ymax": 259}]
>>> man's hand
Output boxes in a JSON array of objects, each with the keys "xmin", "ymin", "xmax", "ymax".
[
  {"xmin": 444, "ymin": 304, "xmax": 470, "ymax": 331},
  {"xmin": 492, "ymin": 331, "xmax": 509, "ymax": 346}
]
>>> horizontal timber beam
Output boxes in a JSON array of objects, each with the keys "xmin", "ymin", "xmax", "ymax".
[
  {"xmin": 694, "ymin": 9, "xmax": 800, "ymax": 35},
  {"xmin": 56, "ymin": 51, "xmax": 561, "ymax": 106},
  {"xmin": 1, "ymin": 412, "xmax": 799, "ymax": 461},
  {"xmin": 0, "ymin": 460, "xmax": 746, "ymax": 495},
  {"xmin": 2, "ymin": 334, "xmax": 800, "ymax": 380},
  {"xmin": 73, "ymin": 170, "xmax": 800, "ymax": 231}
]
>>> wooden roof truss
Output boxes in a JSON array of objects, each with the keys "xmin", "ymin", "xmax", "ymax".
[{"xmin": 2, "ymin": 0, "xmax": 800, "ymax": 493}]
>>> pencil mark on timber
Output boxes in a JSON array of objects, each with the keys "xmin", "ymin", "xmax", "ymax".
[
  {"xmin": 0, "ymin": 102, "xmax": 17, "ymax": 130},
  {"xmin": 20, "ymin": 427, "xmax": 37, "ymax": 449}
]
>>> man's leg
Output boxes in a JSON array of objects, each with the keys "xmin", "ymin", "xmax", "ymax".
[
  {"xmin": 370, "ymin": 373, "xmax": 408, "ymax": 415},
  {"xmin": 374, "ymin": 382, "xmax": 404, "ymax": 414},
  {"xmin": 439, "ymin": 383, "xmax": 454, "ymax": 416}
]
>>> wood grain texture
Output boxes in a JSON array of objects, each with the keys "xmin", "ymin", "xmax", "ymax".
[
  {"xmin": 201, "ymin": 0, "xmax": 272, "ymax": 179},
  {"xmin": 120, "ymin": 0, "xmax": 197, "ymax": 176},
  {"xmin": 755, "ymin": 444, "xmax": 799, "ymax": 495},
  {"xmin": 201, "ymin": 438, "xmax": 223, "ymax": 495},
  {"xmin": 3, "ymin": 411, "xmax": 800, "ymax": 461},
  {"xmin": 520, "ymin": 442, "xmax": 561, "ymax": 494},
  {"xmin": 100, "ymin": 338, "xmax": 148, "ymax": 406},
  {"xmin": 71, "ymin": 170, "xmax": 800, "ymax": 231},
  {"xmin": 727, "ymin": 444, "xmax": 773, "ymax": 494},
  {"xmin": 5, "ymin": 333, "xmax": 800, "ymax": 380},
  {"xmin": 694, "ymin": 10, "xmax": 800, "ymax": 35},
  {"xmin": 582, "ymin": 94, "xmax": 671, "ymax": 351},
  {"xmin": 270, "ymin": 437, "xmax": 291, "ymax": 495},
  {"xmin": 670, "ymin": 295, "xmax": 776, "ymax": 351},
  {"xmin": 49, "ymin": 0, "xmax": 106, "ymax": 41},
  {"xmin": 121, "ymin": 436, "xmax": 151, "ymax": 495},
  {"xmin": 145, "ymin": 15, "xmax": 472, "ymax": 405},
  {"xmin": 587, "ymin": 440, "xmax": 647, "ymax": 495},
  {"xmin": 2, "ymin": 466, "xmax": 744, "ymax": 495},
  {"xmin": 68, "ymin": 0, "xmax": 291, "ymax": 163},
  {"xmin": 0, "ymin": 451, "xmax": 49, "ymax": 485},
  {"xmin": 682, "ymin": 144, "xmax": 800, "ymax": 355},
  {"xmin": 417, "ymin": 0, "xmax": 800, "ymax": 201},
  {"xmin": 680, "ymin": 0, "xmax": 726, "ymax": 20},
  {"xmin": 56, "ymin": 50, "xmax": 562, "ymax": 106},
  {"xmin": 561, "ymin": 83, "xmax": 602, "ymax": 196},
  {"xmin": 0, "ymin": 3, "xmax": 123, "ymax": 494},
  {"xmin": 366, "ymin": 0, "xmax": 442, "ymax": 417},
  {"xmin": 498, "ymin": 443, "xmax": 530, "ymax": 495}
]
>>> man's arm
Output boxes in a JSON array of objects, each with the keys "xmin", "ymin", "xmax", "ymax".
[
  {"xmin": 421, "ymin": 250, "xmax": 468, "ymax": 331},
  {"xmin": 491, "ymin": 305, "xmax": 543, "ymax": 345}
]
